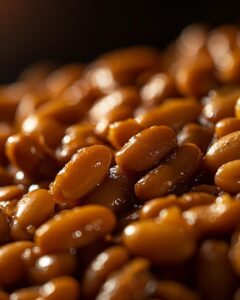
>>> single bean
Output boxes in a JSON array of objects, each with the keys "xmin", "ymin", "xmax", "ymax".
[
  {"xmin": 215, "ymin": 160, "xmax": 240, "ymax": 193},
  {"xmin": 9, "ymin": 287, "xmax": 40, "ymax": 300},
  {"xmin": 0, "ymin": 185, "xmax": 25, "ymax": 202},
  {"xmin": 215, "ymin": 117, "xmax": 240, "ymax": 138}
]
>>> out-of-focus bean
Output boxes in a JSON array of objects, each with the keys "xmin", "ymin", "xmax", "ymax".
[
  {"xmin": 0, "ymin": 185, "xmax": 25, "ymax": 202},
  {"xmin": 50, "ymin": 145, "xmax": 112, "ymax": 205},
  {"xmin": 116, "ymin": 126, "xmax": 177, "ymax": 173},
  {"xmin": 190, "ymin": 184, "xmax": 219, "ymax": 195},
  {"xmin": 215, "ymin": 117, "xmax": 240, "ymax": 138},
  {"xmin": 9, "ymin": 287, "xmax": 40, "ymax": 300},
  {"xmin": 35, "ymin": 205, "xmax": 116, "ymax": 253},
  {"xmin": 135, "ymin": 144, "xmax": 202, "ymax": 200},
  {"xmin": 83, "ymin": 246, "xmax": 129, "ymax": 298},
  {"xmin": 0, "ymin": 290, "xmax": 9, "ymax": 300}
]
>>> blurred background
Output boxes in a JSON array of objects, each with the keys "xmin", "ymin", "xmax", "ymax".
[{"xmin": 0, "ymin": 0, "xmax": 240, "ymax": 83}]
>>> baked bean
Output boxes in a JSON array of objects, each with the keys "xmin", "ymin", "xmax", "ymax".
[
  {"xmin": 0, "ymin": 241, "xmax": 33, "ymax": 286},
  {"xmin": 140, "ymin": 73, "xmax": 177, "ymax": 106},
  {"xmin": 196, "ymin": 240, "xmax": 237, "ymax": 300},
  {"xmin": 215, "ymin": 117, "xmax": 240, "ymax": 138},
  {"xmin": 35, "ymin": 205, "xmax": 116, "ymax": 253},
  {"xmin": 215, "ymin": 160, "xmax": 240, "ymax": 193},
  {"xmin": 96, "ymin": 258, "xmax": 156, "ymax": 300},
  {"xmin": 136, "ymin": 98, "xmax": 202, "ymax": 131},
  {"xmin": 6, "ymin": 133, "xmax": 58, "ymax": 180},
  {"xmin": 202, "ymin": 87, "xmax": 240, "ymax": 123},
  {"xmin": 0, "ymin": 211, "xmax": 9, "ymax": 244},
  {"xmin": 11, "ymin": 189, "xmax": 55, "ymax": 240},
  {"xmin": 39, "ymin": 276, "xmax": 80, "ymax": 300},
  {"xmin": 9, "ymin": 287, "xmax": 40, "ymax": 300},
  {"xmin": 154, "ymin": 280, "xmax": 200, "ymax": 300},
  {"xmin": 116, "ymin": 126, "xmax": 177, "ymax": 173},
  {"xmin": 204, "ymin": 131, "xmax": 240, "ymax": 172},
  {"xmin": 0, "ymin": 291, "xmax": 9, "ymax": 300},
  {"xmin": 84, "ymin": 165, "xmax": 135, "ymax": 214},
  {"xmin": 123, "ymin": 207, "xmax": 196, "ymax": 264},
  {"xmin": 183, "ymin": 194, "xmax": 240, "ymax": 237},
  {"xmin": 83, "ymin": 246, "xmax": 129, "ymax": 298},
  {"xmin": 107, "ymin": 118, "xmax": 142, "ymax": 149},
  {"xmin": 178, "ymin": 123, "xmax": 213, "ymax": 153},
  {"xmin": 135, "ymin": 144, "xmax": 202, "ymax": 200},
  {"xmin": 0, "ymin": 185, "xmax": 25, "ymax": 202},
  {"xmin": 50, "ymin": 145, "xmax": 112, "ymax": 205}
]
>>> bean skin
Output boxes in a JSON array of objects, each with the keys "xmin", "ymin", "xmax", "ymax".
[
  {"xmin": 215, "ymin": 160, "xmax": 240, "ymax": 193},
  {"xmin": 215, "ymin": 117, "xmax": 240, "ymax": 138},
  {"xmin": 35, "ymin": 205, "xmax": 116, "ymax": 253},
  {"xmin": 135, "ymin": 144, "xmax": 202, "ymax": 201},
  {"xmin": 50, "ymin": 145, "xmax": 112, "ymax": 205},
  {"xmin": 116, "ymin": 125, "xmax": 177, "ymax": 173}
]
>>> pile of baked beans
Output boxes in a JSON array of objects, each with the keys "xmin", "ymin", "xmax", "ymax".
[{"xmin": 1, "ymin": 24, "xmax": 240, "ymax": 300}]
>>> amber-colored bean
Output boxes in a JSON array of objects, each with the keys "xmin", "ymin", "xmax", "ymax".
[
  {"xmin": 11, "ymin": 189, "xmax": 55, "ymax": 240},
  {"xmin": 215, "ymin": 117, "xmax": 240, "ymax": 138},
  {"xmin": 215, "ymin": 160, "xmax": 240, "ymax": 193},
  {"xmin": 183, "ymin": 194, "xmax": 240, "ymax": 237},
  {"xmin": 135, "ymin": 144, "xmax": 202, "ymax": 200},
  {"xmin": 28, "ymin": 253, "xmax": 77, "ymax": 285},
  {"xmin": 35, "ymin": 205, "xmax": 116, "ymax": 253},
  {"xmin": 96, "ymin": 258, "xmax": 156, "ymax": 300},
  {"xmin": 0, "ymin": 241, "xmax": 33, "ymax": 286},
  {"xmin": 107, "ymin": 118, "xmax": 142, "ymax": 149},
  {"xmin": 235, "ymin": 97, "xmax": 240, "ymax": 119},
  {"xmin": 0, "ymin": 200, "xmax": 18, "ymax": 218},
  {"xmin": 0, "ymin": 185, "xmax": 25, "ymax": 202},
  {"xmin": 116, "ymin": 126, "xmax": 177, "ymax": 173},
  {"xmin": 136, "ymin": 98, "xmax": 202, "ymax": 131},
  {"xmin": 123, "ymin": 207, "xmax": 196, "ymax": 264},
  {"xmin": 22, "ymin": 115, "xmax": 65, "ymax": 149},
  {"xmin": 6, "ymin": 133, "xmax": 58, "ymax": 180},
  {"xmin": 50, "ymin": 145, "xmax": 112, "ymax": 205},
  {"xmin": 39, "ymin": 276, "xmax": 80, "ymax": 300},
  {"xmin": 202, "ymin": 87, "xmax": 240, "ymax": 123},
  {"xmin": 83, "ymin": 246, "xmax": 129, "ymax": 298},
  {"xmin": 204, "ymin": 131, "xmax": 240, "ymax": 172},
  {"xmin": 196, "ymin": 240, "xmax": 237, "ymax": 300},
  {"xmin": 155, "ymin": 280, "xmax": 200, "ymax": 300},
  {"xmin": 84, "ymin": 165, "xmax": 135, "ymax": 214},
  {"xmin": 178, "ymin": 123, "xmax": 213, "ymax": 153},
  {"xmin": 9, "ymin": 287, "xmax": 40, "ymax": 300},
  {"xmin": 0, "ymin": 291, "xmax": 9, "ymax": 300},
  {"xmin": 140, "ymin": 73, "xmax": 177, "ymax": 106}
]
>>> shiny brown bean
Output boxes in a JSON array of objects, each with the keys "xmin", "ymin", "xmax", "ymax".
[
  {"xmin": 215, "ymin": 117, "xmax": 240, "ymax": 138},
  {"xmin": 178, "ymin": 123, "xmax": 213, "ymax": 153},
  {"xmin": 0, "ymin": 185, "xmax": 25, "ymax": 202},
  {"xmin": 136, "ymin": 98, "xmax": 202, "ymax": 131},
  {"xmin": 35, "ymin": 205, "xmax": 116, "ymax": 253},
  {"xmin": 96, "ymin": 258, "xmax": 156, "ymax": 300},
  {"xmin": 50, "ymin": 145, "xmax": 112, "ymax": 205},
  {"xmin": 9, "ymin": 287, "xmax": 40, "ymax": 300},
  {"xmin": 0, "ymin": 241, "xmax": 33, "ymax": 286},
  {"xmin": 204, "ymin": 131, "xmax": 240, "ymax": 172},
  {"xmin": 123, "ymin": 207, "xmax": 196, "ymax": 264},
  {"xmin": 107, "ymin": 118, "xmax": 142, "ymax": 149},
  {"xmin": 202, "ymin": 87, "xmax": 240, "ymax": 123},
  {"xmin": 6, "ymin": 133, "xmax": 58, "ymax": 180},
  {"xmin": 11, "ymin": 189, "xmax": 55, "ymax": 240},
  {"xmin": 196, "ymin": 240, "xmax": 237, "ymax": 300},
  {"xmin": 135, "ymin": 144, "xmax": 202, "ymax": 201},
  {"xmin": 39, "ymin": 276, "xmax": 80, "ymax": 300},
  {"xmin": 116, "ymin": 126, "xmax": 177, "ymax": 173},
  {"xmin": 83, "ymin": 246, "xmax": 129, "ymax": 298},
  {"xmin": 84, "ymin": 165, "xmax": 135, "ymax": 214},
  {"xmin": 183, "ymin": 194, "xmax": 240, "ymax": 237},
  {"xmin": 215, "ymin": 160, "xmax": 240, "ymax": 193},
  {"xmin": 140, "ymin": 73, "xmax": 177, "ymax": 106}
]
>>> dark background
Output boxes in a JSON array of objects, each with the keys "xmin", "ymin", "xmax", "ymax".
[{"xmin": 0, "ymin": 0, "xmax": 240, "ymax": 83}]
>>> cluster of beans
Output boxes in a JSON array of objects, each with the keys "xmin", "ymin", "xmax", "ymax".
[{"xmin": 2, "ymin": 24, "xmax": 240, "ymax": 300}]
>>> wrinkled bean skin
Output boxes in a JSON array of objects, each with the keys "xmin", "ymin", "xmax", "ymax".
[
  {"xmin": 135, "ymin": 144, "xmax": 202, "ymax": 200},
  {"xmin": 215, "ymin": 160, "xmax": 240, "ymax": 193},
  {"xmin": 123, "ymin": 207, "xmax": 196, "ymax": 264},
  {"xmin": 204, "ymin": 131, "xmax": 240, "ymax": 172},
  {"xmin": 96, "ymin": 258, "xmax": 156, "ymax": 300},
  {"xmin": 136, "ymin": 98, "xmax": 202, "ymax": 131},
  {"xmin": 215, "ymin": 117, "xmax": 240, "ymax": 138},
  {"xmin": 50, "ymin": 145, "xmax": 112, "ymax": 205},
  {"xmin": 83, "ymin": 246, "xmax": 129, "ymax": 298},
  {"xmin": 116, "ymin": 125, "xmax": 177, "ymax": 173},
  {"xmin": 11, "ymin": 189, "xmax": 55, "ymax": 240},
  {"xmin": 0, "ymin": 241, "xmax": 33, "ymax": 286},
  {"xmin": 39, "ymin": 276, "xmax": 81, "ymax": 300},
  {"xmin": 35, "ymin": 205, "xmax": 116, "ymax": 253},
  {"xmin": 196, "ymin": 240, "xmax": 237, "ymax": 300}
]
